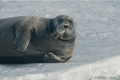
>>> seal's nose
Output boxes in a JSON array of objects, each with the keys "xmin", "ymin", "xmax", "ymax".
[{"xmin": 63, "ymin": 25, "xmax": 69, "ymax": 28}]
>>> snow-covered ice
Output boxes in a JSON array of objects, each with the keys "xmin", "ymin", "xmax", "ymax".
[{"xmin": 0, "ymin": 1, "xmax": 120, "ymax": 80}]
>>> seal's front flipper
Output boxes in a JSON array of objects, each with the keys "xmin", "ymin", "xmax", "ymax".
[
  {"xmin": 43, "ymin": 52, "xmax": 70, "ymax": 63},
  {"xmin": 13, "ymin": 29, "xmax": 31, "ymax": 52}
]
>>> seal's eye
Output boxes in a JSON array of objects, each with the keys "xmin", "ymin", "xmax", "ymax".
[
  {"xmin": 58, "ymin": 19, "xmax": 63, "ymax": 23},
  {"xmin": 68, "ymin": 19, "xmax": 73, "ymax": 24}
]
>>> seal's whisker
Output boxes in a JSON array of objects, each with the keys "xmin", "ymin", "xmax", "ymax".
[
  {"xmin": 47, "ymin": 31, "xmax": 58, "ymax": 42},
  {"xmin": 49, "ymin": 33, "xmax": 56, "ymax": 42},
  {"xmin": 47, "ymin": 31, "xmax": 57, "ymax": 37}
]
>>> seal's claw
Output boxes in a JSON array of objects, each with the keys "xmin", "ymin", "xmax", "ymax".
[
  {"xmin": 47, "ymin": 52, "xmax": 61, "ymax": 60},
  {"xmin": 43, "ymin": 53, "xmax": 49, "ymax": 62},
  {"xmin": 13, "ymin": 42, "xmax": 27, "ymax": 52},
  {"xmin": 43, "ymin": 52, "xmax": 66, "ymax": 63}
]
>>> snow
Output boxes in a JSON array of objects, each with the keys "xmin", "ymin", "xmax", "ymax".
[{"xmin": 0, "ymin": 1, "xmax": 120, "ymax": 80}]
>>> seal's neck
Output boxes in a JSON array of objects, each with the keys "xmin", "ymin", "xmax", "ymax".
[{"xmin": 46, "ymin": 19, "xmax": 55, "ymax": 35}]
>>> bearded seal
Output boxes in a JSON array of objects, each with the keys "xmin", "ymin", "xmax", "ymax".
[{"xmin": 0, "ymin": 15, "xmax": 76, "ymax": 63}]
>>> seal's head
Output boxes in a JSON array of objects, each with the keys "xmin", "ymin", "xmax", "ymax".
[{"xmin": 51, "ymin": 15, "xmax": 75, "ymax": 41}]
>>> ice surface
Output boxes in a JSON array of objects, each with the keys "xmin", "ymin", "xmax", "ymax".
[{"xmin": 0, "ymin": 1, "xmax": 120, "ymax": 80}]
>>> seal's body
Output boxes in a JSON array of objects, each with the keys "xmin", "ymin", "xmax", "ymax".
[{"xmin": 0, "ymin": 15, "xmax": 76, "ymax": 63}]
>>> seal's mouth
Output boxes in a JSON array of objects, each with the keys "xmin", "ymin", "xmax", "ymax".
[
  {"xmin": 58, "ymin": 37, "xmax": 71, "ymax": 41},
  {"xmin": 47, "ymin": 31, "xmax": 72, "ymax": 42}
]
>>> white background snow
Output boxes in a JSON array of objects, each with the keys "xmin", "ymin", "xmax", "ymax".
[{"xmin": 0, "ymin": 1, "xmax": 120, "ymax": 80}]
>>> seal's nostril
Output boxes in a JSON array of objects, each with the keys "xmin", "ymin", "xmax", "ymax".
[{"xmin": 64, "ymin": 25, "xmax": 69, "ymax": 28}]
